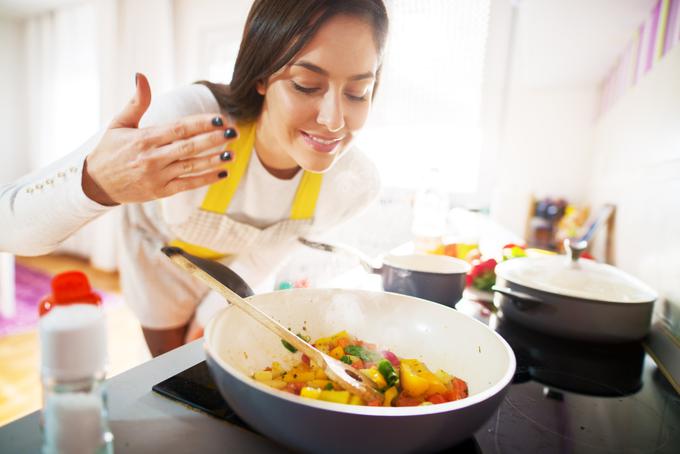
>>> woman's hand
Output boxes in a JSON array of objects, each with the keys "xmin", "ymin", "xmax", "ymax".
[{"xmin": 82, "ymin": 73, "xmax": 237, "ymax": 206}]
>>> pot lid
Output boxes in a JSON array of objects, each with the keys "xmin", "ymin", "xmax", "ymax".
[{"xmin": 495, "ymin": 256, "xmax": 657, "ymax": 303}]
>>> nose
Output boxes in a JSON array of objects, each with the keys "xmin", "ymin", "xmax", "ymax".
[{"xmin": 316, "ymin": 90, "xmax": 345, "ymax": 133}]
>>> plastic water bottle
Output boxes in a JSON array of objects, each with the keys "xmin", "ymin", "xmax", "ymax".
[{"xmin": 39, "ymin": 272, "xmax": 113, "ymax": 454}]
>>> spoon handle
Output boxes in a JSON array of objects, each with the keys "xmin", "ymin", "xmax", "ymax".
[{"xmin": 161, "ymin": 247, "xmax": 324, "ymax": 364}]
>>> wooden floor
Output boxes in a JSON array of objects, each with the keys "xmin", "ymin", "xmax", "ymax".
[{"xmin": 0, "ymin": 254, "xmax": 150, "ymax": 427}]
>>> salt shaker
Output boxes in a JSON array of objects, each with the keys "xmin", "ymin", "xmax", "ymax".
[{"xmin": 39, "ymin": 274, "xmax": 113, "ymax": 454}]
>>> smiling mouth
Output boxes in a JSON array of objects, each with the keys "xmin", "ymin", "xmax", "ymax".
[
  {"xmin": 302, "ymin": 131, "xmax": 344, "ymax": 144},
  {"xmin": 301, "ymin": 131, "xmax": 345, "ymax": 153}
]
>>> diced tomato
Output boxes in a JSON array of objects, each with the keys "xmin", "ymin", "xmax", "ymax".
[
  {"xmin": 301, "ymin": 354, "xmax": 310, "ymax": 366},
  {"xmin": 394, "ymin": 392, "xmax": 423, "ymax": 407},
  {"xmin": 427, "ymin": 394, "xmax": 447, "ymax": 405},
  {"xmin": 445, "ymin": 377, "xmax": 469, "ymax": 401},
  {"xmin": 351, "ymin": 358, "xmax": 365, "ymax": 370},
  {"xmin": 502, "ymin": 243, "xmax": 525, "ymax": 250},
  {"xmin": 366, "ymin": 399, "xmax": 382, "ymax": 407},
  {"xmin": 337, "ymin": 337, "xmax": 350, "ymax": 349},
  {"xmin": 453, "ymin": 377, "xmax": 468, "ymax": 397},
  {"xmin": 284, "ymin": 382, "xmax": 305, "ymax": 395}
]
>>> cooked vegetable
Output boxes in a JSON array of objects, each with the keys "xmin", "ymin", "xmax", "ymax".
[
  {"xmin": 254, "ymin": 331, "xmax": 468, "ymax": 407},
  {"xmin": 378, "ymin": 360, "xmax": 399, "ymax": 387},
  {"xmin": 280, "ymin": 332, "xmax": 312, "ymax": 353}
]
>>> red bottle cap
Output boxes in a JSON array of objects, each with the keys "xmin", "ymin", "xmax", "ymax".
[{"xmin": 39, "ymin": 271, "xmax": 102, "ymax": 316}]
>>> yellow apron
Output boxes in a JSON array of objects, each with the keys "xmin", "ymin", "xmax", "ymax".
[{"xmin": 168, "ymin": 122, "xmax": 323, "ymax": 260}]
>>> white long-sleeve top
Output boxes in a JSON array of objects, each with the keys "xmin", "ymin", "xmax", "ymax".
[{"xmin": 0, "ymin": 130, "xmax": 113, "ymax": 255}]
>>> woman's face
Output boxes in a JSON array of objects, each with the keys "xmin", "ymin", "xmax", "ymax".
[{"xmin": 255, "ymin": 14, "xmax": 380, "ymax": 175}]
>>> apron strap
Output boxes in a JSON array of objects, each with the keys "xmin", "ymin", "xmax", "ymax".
[
  {"xmin": 201, "ymin": 121, "xmax": 257, "ymax": 213},
  {"xmin": 169, "ymin": 121, "xmax": 323, "ymax": 259},
  {"xmin": 290, "ymin": 171, "xmax": 323, "ymax": 219}
]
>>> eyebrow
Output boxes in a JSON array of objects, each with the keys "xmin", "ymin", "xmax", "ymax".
[{"xmin": 292, "ymin": 61, "xmax": 375, "ymax": 81}]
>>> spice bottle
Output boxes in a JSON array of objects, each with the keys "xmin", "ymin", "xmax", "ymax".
[{"xmin": 39, "ymin": 271, "xmax": 113, "ymax": 454}]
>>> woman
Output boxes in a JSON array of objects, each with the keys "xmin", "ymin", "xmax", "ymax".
[{"xmin": 4, "ymin": 0, "xmax": 389, "ymax": 357}]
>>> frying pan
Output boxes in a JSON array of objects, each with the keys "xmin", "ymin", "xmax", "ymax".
[{"xmin": 169, "ymin": 249, "xmax": 516, "ymax": 454}]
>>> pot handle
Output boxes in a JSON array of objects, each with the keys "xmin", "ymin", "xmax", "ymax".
[
  {"xmin": 298, "ymin": 237, "xmax": 382, "ymax": 274},
  {"xmin": 491, "ymin": 285, "xmax": 544, "ymax": 311}
]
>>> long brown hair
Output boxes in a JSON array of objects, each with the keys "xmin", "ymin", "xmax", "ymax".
[{"xmin": 198, "ymin": 0, "xmax": 389, "ymax": 122}]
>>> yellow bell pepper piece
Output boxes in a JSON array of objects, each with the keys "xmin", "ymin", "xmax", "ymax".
[
  {"xmin": 329, "ymin": 346, "xmax": 345, "ymax": 360},
  {"xmin": 314, "ymin": 368, "xmax": 328, "ymax": 379},
  {"xmin": 307, "ymin": 379, "xmax": 331, "ymax": 389},
  {"xmin": 283, "ymin": 367, "xmax": 315, "ymax": 383},
  {"xmin": 360, "ymin": 367, "xmax": 387, "ymax": 389},
  {"xmin": 262, "ymin": 379, "xmax": 287, "ymax": 390},
  {"xmin": 314, "ymin": 330, "xmax": 350, "ymax": 346},
  {"xmin": 400, "ymin": 361, "xmax": 430, "ymax": 397},
  {"xmin": 253, "ymin": 371, "xmax": 273, "ymax": 382},
  {"xmin": 435, "ymin": 369, "xmax": 452, "ymax": 384},
  {"xmin": 400, "ymin": 359, "xmax": 448, "ymax": 396},
  {"xmin": 349, "ymin": 394, "xmax": 365, "ymax": 405},
  {"xmin": 383, "ymin": 386, "xmax": 398, "ymax": 406},
  {"xmin": 300, "ymin": 387, "xmax": 322, "ymax": 400},
  {"xmin": 319, "ymin": 390, "xmax": 351, "ymax": 404},
  {"xmin": 271, "ymin": 362, "xmax": 284, "ymax": 379}
]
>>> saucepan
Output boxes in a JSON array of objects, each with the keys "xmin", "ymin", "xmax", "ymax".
[
  {"xmin": 298, "ymin": 238, "xmax": 471, "ymax": 308},
  {"xmin": 492, "ymin": 239, "xmax": 657, "ymax": 343},
  {"xmin": 176, "ymin": 249, "xmax": 516, "ymax": 454}
]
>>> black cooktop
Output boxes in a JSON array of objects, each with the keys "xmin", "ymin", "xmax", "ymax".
[{"xmin": 153, "ymin": 300, "xmax": 680, "ymax": 454}]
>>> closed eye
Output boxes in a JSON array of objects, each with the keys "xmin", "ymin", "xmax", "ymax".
[
  {"xmin": 346, "ymin": 93, "xmax": 368, "ymax": 102},
  {"xmin": 291, "ymin": 81, "xmax": 319, "ymax": 94}
]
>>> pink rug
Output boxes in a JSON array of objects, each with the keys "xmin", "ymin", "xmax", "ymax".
[{"xmin": 0, "ymin": 263, "xmax": 121, "ymax": 337}]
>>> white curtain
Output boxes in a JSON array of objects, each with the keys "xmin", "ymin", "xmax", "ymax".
[{"xmin": 23, "ymin": 0, "xmax": 175, "ymax": 271}]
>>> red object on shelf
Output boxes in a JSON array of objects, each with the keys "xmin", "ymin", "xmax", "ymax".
[{"xmin": 38, "ymin": 271, "xmax": 102, "ymax": 316}]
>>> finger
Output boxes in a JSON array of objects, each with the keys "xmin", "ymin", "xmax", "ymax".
[
  {"xmin": 110, "ymin": 73, "xmax": 152, "ymax": 129},
  {"xmin": 163, "ymin": 149, "xmax": 234, "ymax": 180},
  {"xmin": 142, "ymin": 114, "xmax": 237, "ymax": 147},
  {"xmin": 163, "ymin": 169, "xmax": 229, "ymax": 197},
  {"xmin": 155, "ymin": 129, "xmax": 232, "ymax": 163}
]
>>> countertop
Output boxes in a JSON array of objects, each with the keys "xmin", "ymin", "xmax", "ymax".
[{"xmin": 0, "ymin": 340, "xmax": 288, "ymax": 453}]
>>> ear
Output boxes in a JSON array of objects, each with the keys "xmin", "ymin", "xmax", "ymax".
[{"xmin": 256, "ymin": 79, "xmax": 267, "ymax": 96}]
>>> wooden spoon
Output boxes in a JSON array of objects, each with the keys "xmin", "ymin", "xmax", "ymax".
[{"xmin": 161, "ymin": 246, "xmax": 384, "ymax": 404}]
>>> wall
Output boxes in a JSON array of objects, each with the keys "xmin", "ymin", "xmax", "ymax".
[
  {"xmin": 173, "ymin": 0, "xmax": 252, "ymax": 86},
  {"xmin": 588, "ymin": 45, "xmax": 680, "ymax": 306},
  {"xmin": 489, "ymin": 84, "xmax": 599, "ymax": 238},
  {"xmin": 0, "ymin": 17, "xmax": 28, "ymax": 184}
]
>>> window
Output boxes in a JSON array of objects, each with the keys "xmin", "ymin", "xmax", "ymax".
[{"xmin": 356, "ymin": 0, "xmax": 491, "ymax": 193}]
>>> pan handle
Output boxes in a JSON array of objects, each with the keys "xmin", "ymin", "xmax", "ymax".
[
  {"xmin": 161, "ymin": 247, "xmax": 255, "ymax": 298},
  {"xmin": 492, "ymin": 285, "xmax": 544, "ymax": 311}
]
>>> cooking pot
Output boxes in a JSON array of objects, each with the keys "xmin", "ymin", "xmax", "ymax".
[
  {"xmin": 201, "ymin": 263, "xmax": 515, "ymax": 453},
  {"xmin": 492, "ymin": 244, "xmax": 657, "ymax": 343},
  {"xmin": 299, "ymin": 238, "xmax": 470, "ymax": 308}
]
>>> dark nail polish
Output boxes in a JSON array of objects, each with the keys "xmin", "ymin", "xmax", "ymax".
[
  {"xmin": 224, "ymin": 128, "xmax": 237, "ymax": 139},
  {"xmin": 218, "ymin": 170, "xmax": 228, "ymax": 179},
  {"xmin": 212, "ymin": 117, "xmax": 223, "ymax": 127},
  {"xmin": 220, "ymin": 151, "xmax": 232, "ymax": 161}
]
